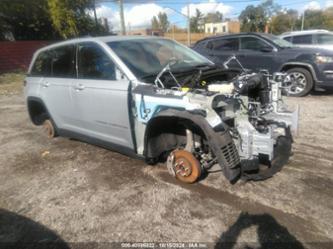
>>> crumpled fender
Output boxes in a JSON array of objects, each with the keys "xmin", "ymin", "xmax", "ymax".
[{"xmin": 144, "ymin": 109, "xmax": 241, "ymax": 183}]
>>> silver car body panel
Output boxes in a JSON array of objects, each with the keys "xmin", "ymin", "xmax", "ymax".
[{"xmin": 25, "ymin": 36, "xmax": 298, "ymax": 182}]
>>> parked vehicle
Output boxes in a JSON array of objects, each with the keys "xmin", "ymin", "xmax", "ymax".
[
  {"xmin": 25, "ymin": 36, "xmax": 298, "ymax": 184},
  {"xmin": 279, "ymin": 29, "xmax": 333, "ymax": 51},
  {"xmin": 193, "ymin": 32, "xmax": 333, "ymax": 96}
]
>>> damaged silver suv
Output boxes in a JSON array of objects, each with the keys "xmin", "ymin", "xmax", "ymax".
[{"xmin": 25, "ymin": 36, "xmax": 298, "ymax": 184}]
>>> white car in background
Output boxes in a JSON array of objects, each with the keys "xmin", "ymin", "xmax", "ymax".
[{"xmin": 279, "ymin": 29, "xmax": 333, "ymax": 51}]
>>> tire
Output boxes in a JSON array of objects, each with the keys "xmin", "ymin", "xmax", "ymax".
[
  {"xmin": 42, "ymin": 119, "xmax": 58, "ymax": 138},
  {"xmin": 285, "ymin": 67, "xmax": 313, "ymax": 97}
]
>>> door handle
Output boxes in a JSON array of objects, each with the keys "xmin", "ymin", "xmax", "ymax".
[
  {"xmin": 75, "ymin": 84, "xmax": 85, "ymax": 91},
  {"xmin": 42, "ymin": 82, "xmax": 50, "ymax": 88}
]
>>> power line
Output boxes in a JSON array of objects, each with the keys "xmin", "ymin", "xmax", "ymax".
[
  {"xmin": 97, "ymin": 0, "xmax": 321, "ymax": 10},
  {"xmin": 97, "ymin": 0, "xmax": 262, "ymax": 3}
]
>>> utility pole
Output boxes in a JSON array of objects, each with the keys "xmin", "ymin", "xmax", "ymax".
[
  {"xmin": 164, "ymin": 6, "xmax": 190, "ymax": 45},
  {"xmin": 172, "ymin": 24, "xmax": 175, "ymax": 40},
  {"xmin": 128, "ymin": 22, "xmax": 131, "ymax": 35},
  {"xmin": 301, "ymin": 11, "xmax": 305, "ymax": 31},
  {"xmin": 187, "ymin": 3, "xmax": 191, "ymax": 46},
  {"xmin": 93, "ymin": 0, "xmax": 98, "ymax": 28},
  {"xmin": 119, "ymin": 0, "xmax": 126, "ymax": 35}
]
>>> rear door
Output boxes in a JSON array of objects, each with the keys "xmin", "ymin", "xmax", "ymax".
[
  {"xmin": 38, "ymin": 45, "xmax": 76, "ymax": 129},
  {"xmin": 26, "ymin": 50, "xmax": 51, "ymax": 102},
  {"xmin": 71, "ymin": 42, "xmax": 134, "ymax": 149}
]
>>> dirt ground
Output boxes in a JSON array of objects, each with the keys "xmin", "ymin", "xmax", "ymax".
[{"xmin": 0, "ymin": 74, "xmax": 332, "ymax": 249}]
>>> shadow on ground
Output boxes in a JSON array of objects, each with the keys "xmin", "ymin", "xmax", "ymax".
[
  {"xmin": 215, "ymin": 212, "xmax": 304, "ymax": 249},
  {"xmin": 0, "ymin": 208, "xmax": 69, "ymax": 249}
]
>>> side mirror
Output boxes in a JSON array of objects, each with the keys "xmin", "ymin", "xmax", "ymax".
[{"xmin": 261, "ymin": 46, "xmax": 273, "ymax": 52}]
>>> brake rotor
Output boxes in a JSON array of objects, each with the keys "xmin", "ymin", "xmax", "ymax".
[
  {"xmin": 168, "ymin": 150, "xmax": 201, "ymax": 184},
  {"xmin": 42, "ymin": 119, "xmax": 55, "ymax": 138}
]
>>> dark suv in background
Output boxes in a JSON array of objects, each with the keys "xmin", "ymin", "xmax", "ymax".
[{"xmin": 193, "ymin": 32, "xmax": 333, "ymax": 96}]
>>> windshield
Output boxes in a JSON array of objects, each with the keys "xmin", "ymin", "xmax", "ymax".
[
  {"xmin": 107, "ymin": 38, "xmax": 212, "ymax": 80},
  {"xmin": 262, "ymin": 34, "xmax": 294, "ymax": 48}
]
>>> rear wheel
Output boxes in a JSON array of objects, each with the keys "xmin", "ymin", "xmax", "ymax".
[
  {"xmin": 167, "ymin": 150, "xmax": 201, "ymax": 184},
  {"xmin": 285, "ymin": 68, "xmax": 313, "ymax": 97},
  {"xmin": 42, "ymin": 119, "xmax": 56, "ymax": 139}
]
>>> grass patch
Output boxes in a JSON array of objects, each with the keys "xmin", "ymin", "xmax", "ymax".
[{"xmin": 0, "ymin": 72, "xmax": 25, "ymax": 95}]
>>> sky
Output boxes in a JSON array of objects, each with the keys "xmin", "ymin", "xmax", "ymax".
[{"xmin": 95, "ymin": 0, "xmax": 333, "ymax": 31}]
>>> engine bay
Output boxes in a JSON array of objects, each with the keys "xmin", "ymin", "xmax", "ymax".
[{"xmin": 133, "ymin": 61, "xmax": 298, "ymax": 182}]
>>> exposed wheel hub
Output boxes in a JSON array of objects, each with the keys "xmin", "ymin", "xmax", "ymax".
[
  {"xmin": 167, "ymin": 150, "xmax": 201, "ymax": 183},
  {"xmin": 43, "ymin": 119, "xmax": 55, "ymax": 138},
  {"xmin": 174, "ymin": 158, "xmax": 192, "ymax": 177}
]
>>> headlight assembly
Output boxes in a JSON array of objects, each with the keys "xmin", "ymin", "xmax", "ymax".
[{"xmin": 316, "ymin": 55, "xmax": 333, "ymax": 64}]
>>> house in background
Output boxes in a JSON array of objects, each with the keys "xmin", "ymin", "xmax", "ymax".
[
  {"xmin": 205, "ymin": 21, "xmax": 240, "ymax": 34},
  {"xmin": 127, "ymin": 28, "xmax": 164, "ymax": 36}
]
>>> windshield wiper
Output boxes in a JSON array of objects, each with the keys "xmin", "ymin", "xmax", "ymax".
[{"xmin": 154, "ymin": 60, "xmax": 181, "ymax": 89}]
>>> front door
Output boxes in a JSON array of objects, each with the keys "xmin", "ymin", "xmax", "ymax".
[
  {"xmin": 201, "ymin": 37, "xmax": 240, "ymax": 68},
  {"xmin": 237, "ymin": 36, "xmax": 276, "ymax": 73},
  {"xmin": 71, "ymin": 42, "xmax": 134, "ymax": 149}
]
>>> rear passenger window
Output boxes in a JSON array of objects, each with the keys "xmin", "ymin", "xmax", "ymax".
[
  {"xmin": 207, "ymin": 38, "xmax": 239, "ymax": 51},
  {"xmin": 317, "ymin": 34, "xmax": 333, "ymax": 44},
  {"xmin": 51, "ymin": 45, "xmax": 76, "ymax": 78},
  {"xmin": 30, "ymin": 51, "xmax": 51, "ymax": 76},
  {"xmin": 78, "ymin": 43, "xmax": 116, "ymax": 80},
  {"xmin": 292, "ymin": 35, "xmax": 312, "ymax": 44}
]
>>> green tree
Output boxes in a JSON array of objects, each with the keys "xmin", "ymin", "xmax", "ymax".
[
  {"xmin": 270, "ymin": 9, "xmax": 298, "ymax": 34},
  {"xmin": 239, "ymin": 0, "xmax": 281, "ymax": 32},
  {"xmin": 261, "ymin": 0, "xmax": 281, "ymax": 19},
  {"xmin": 190, "ymin": 9, "xmax": 204, "ymax": 33},
  {"xmin": 239, "ymin": 5, "xmax": 266, "ymax": 32},
  {"xmin": 204, "ymin": 11, "xmax": 223, "ymax": 24},
  {"xmin": 151, "ymin": 12, "xmax": 169, "ymax": 32},
  {"xmin": 151, "ymin": 16, "xmax": 159, "ymax": 30},
  {"xmin": 303, "ymin": 9, "xmax": 326, "ymax": 30},
  {"xmin": 0, "ymin": 0, "xmax": 59, "ymax": 40},
  {"xmin": 158, "ymin": 12, "xmax": 169, "ymax": 32},
  {"xmin": 323, "ymin": 7, "xmax": 333, "ymax": 30},
  {"xmin": 48, "ymin": 0, "xmax": 107, "ymax": 39}
]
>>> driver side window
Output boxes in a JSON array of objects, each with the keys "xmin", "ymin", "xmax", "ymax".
[
  {"xmin": 206, "ymin": 38, "xmax": 239, "ymax": 51},
  {"xmin": 240, "ymin": 37, "xmax": 271, "ymax": 51},
  {"xmin": 78, "ymin": 43, "xmax": 116, "ymax": 80}
]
